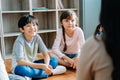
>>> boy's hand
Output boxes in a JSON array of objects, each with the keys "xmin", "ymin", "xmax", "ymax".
[{"xmin": 43, "ymin": 64, "xmax": 53, "ymax": 74}]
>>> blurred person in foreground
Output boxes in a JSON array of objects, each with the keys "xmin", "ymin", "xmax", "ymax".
[{"xmin": 76, "ymin": 0, "xmax": 120, "ymax": 80}]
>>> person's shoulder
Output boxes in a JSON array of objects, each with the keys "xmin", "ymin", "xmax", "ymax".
[
  {"xmin": 35, "ymin": 34, "xmax": 40, "ymax": 38},
  {"xmin": 85, "ymin": 36, "xmax": 95, "ymax": 43},
  {"xmin": 13, "ymin": 34, "xmax": 25, "ymax": 46},
  {"xmin": 56, "ymin": 28, "xmax": 62, "ymax": 34},
  {"xmin": 76, "ymin": 26, "xmax": 81, "ymax": 29},
  {"xmin": 82, "ymin": 36, "xmax": 104, "ymax": 52},
  {"xmin": 15, "ymin": 33, "xmax": 24, "ymax": 42},
  {"xmin": 84, "ymin": 36, "xmax": 101, "ymax": 46},
  {"xmin": 58, "ymin": 28, "xmax": 62, "ymax": 32},
  {"xmin": 34, "ymin": 34, "xmax": 42, "ymax": 41},
  {"xmin": 75, "ymin": 27, "xmax": 83, "ymax": 32}
]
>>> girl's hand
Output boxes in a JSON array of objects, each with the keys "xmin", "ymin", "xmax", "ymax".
[
  {"xmin": 62, "ymin": 56, "xmax": 74, "ymax": 67},
  {"xmin": 67, "ymin": 58, "xmax": 74, "ymax": 67},
  {"xmin": 72, "ymin": 57, "xmax": 78, "ymax": 69}
]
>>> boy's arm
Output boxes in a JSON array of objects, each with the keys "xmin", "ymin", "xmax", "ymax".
[
  {"xmin": 17, "ymin": 59, "xmax": 45, "ymax": 69},
  {"xmin": 42, "ymin": 52, "xmax": 50, "ymax": 65},
  {"xmin": 37, "ymin": 35, "xmax": 50, "ymax": 65}
]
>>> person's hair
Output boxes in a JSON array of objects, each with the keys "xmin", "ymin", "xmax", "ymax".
[
  {"xmin": 94, "ymin": 0, "xmax": 120, "ymax": 79},
  {"xmin": 94, "ymin": 24, "xmax": 102, "ymax": 34},
  {"xmin": 18, "ymin": 15, "xmax": 38, "ymax": 29},
  {"xmin": 94, "ymin": 24, "xmax": 105, "ymax": 40},
  {"xmin": 60, "ymin": 10, "xmax": 78, "ymax": 51}
]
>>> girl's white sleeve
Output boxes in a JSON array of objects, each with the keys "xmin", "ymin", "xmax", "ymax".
[
  {"xmin": 52, "ymin": 29, "xmax": 65, "ymax": 58},
  {"xmin": 79, "ymin": 28, "xmax": 85, "ymax": 48}
]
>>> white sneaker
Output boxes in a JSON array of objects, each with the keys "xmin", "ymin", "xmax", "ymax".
[
  {"xmin": 25, "ymin": 77, "xmax": 31, "ymax": 80},
  {"xmin": 52, "ymin": 65, "xmax": 66, "ymax": 75}
]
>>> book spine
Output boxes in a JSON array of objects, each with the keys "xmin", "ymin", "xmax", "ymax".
[
  {"xmin": 59, "ymin": 0, "xmax": 64, "ymax": 9},
  {"xmin": 57, "ymin": 0, "xmax": 61, "ymax": 9}
]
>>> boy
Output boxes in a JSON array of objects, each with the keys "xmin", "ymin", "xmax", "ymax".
[{"xmin": 11, "ymin": 15, "xmax": 66, "ymax": 79}]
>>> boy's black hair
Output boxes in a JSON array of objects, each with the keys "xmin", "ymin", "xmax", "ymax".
[{"xmin": 18, "ymin": 15, "xmax": 38, "ymax": 29}]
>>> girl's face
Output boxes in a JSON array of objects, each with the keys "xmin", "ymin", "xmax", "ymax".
[
  {"xmin": 20, "ymin": 22, "xmax": 38, "ymax": 40},
  {"xmin": 61, "ymin": 16, "xmax": 76, "ymax": 31},
  {"xmin": 99, "ymin": 26, "xmax": 103, "ymax": 31}
]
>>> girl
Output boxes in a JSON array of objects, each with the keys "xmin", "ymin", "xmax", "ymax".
[{"xmin": 52, "ymin": 10, "xmax": 85, "ymax": 69}]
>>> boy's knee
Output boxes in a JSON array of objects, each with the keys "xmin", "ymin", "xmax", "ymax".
[
  {"xmin": 15, "ymin": 66, "xmax": 32, "ymax": 77},
  {"xmin": 50, "ymin": 57, "xmax": 58, "ymax": 63},
  {"xmin": 50, "ymin": 57, "xmax": 58, "ymax": 68}
]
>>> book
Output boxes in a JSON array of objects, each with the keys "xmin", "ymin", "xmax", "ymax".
[
  {"xmin": 32, "ymin": 7, "xmax": 48, "ymax": 10},
  {"xmin": 57, "ymin": 1, "xmax": 61, "ymax": 9},
  {"xmin": 58, "ymin": 0, "xmax": 64, "ymax": 9}
]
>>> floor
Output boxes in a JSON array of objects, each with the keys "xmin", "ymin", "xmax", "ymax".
[
  {"xmin": 33, "ymin": 68, "xmax": 76, "ymax": 80},
  {"xmin": 5, "ymin": 56, "xmax": 76, "ymax": 80}
]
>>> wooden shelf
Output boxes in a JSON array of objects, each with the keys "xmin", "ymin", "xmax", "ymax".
[{"xmin": 0, "ymin": 0, "xmax": 79, "ymax": 58}]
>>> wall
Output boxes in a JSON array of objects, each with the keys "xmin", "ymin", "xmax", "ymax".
[{"xmin": 82, "ymin": 0, "xmax": 101, "ymax": 39}]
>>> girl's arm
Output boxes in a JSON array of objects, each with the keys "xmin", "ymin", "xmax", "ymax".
[
  {"xmin": 72, "ymin": 57, "xmax": 79, "ymax": 69},
  {"xmin": 79, "ymin": 28, "xmax": 85, "ymax": 48},
  {"xmin": 78, "ymin": 28, "xmax": 85, "ymax": 57},
  {"xmin": 52, "ymin": 29, "xmax": 65, "ymax": 58},
  {"xmin": 61, "ymin": 55, "xmax": 74, "ymax": 66}
]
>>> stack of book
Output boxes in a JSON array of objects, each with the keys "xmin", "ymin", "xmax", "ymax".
[
  {"xmin": 57, "ymin": 0, "xmax": 64, "ymax": 9},
  {"xmin": 32, "ymin": 7, "xmax": 48, "ymax": 10}
]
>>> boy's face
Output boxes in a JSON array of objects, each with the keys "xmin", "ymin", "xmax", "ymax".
[{"xmin": 20, "ymin": 22, "xmax": 38, "ymax": 39}]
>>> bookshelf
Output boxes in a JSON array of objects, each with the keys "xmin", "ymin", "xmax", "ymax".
[{"xmin": 0, "ymin": 0, "xmax": 79, "ymax": 59}]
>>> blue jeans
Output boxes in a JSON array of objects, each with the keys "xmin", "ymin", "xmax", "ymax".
[
  {"xmin": 14, "ymin": 57, "xmax": 58, "ymax": 78},
  {"xmin": 63, "ymin": 52, "xmax": 78, "ymax": 58},
  {"xmin": 8, "ymin": 74, "xmax": 26, "ymax": 80}
]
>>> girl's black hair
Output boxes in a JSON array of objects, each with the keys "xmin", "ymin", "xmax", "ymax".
[
  {"xmin": 18, "ymin": 15, "xmax": 38, "ymax": 29},
  {"xmin": 60, "ymin": 10, "xmax": 78, "ymax": 51},
  {"xmin": 95, "ymin": 0, "xmax": 120, "ymax": 79}
]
